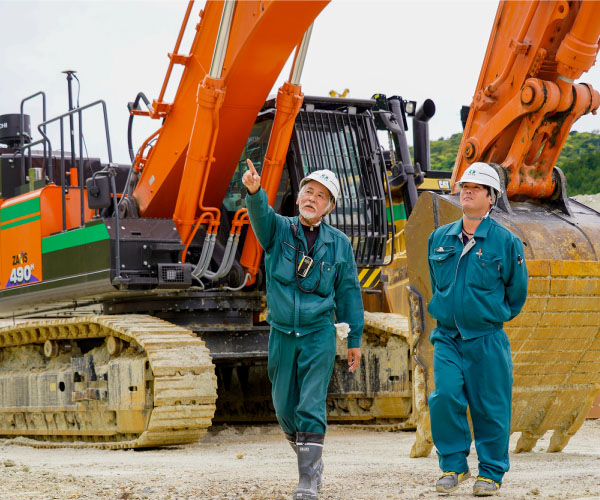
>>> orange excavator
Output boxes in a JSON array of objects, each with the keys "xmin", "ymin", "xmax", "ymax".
[{"xmin": 0, "ymin": 0, "xmax": 598, "ymax": 453}]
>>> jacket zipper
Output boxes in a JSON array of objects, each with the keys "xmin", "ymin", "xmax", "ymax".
[{"xmin": 453, "ymin": 237, "xmax": 476, "ymax": 337}]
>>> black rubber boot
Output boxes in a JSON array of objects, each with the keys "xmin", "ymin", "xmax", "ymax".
[
  {"xmin": 293, "ymin": 432, "xmax": 324, "ymax": 500},
  {"xmin": 286, "ymin": 432, "xmax": 323, "ymax": 491}
]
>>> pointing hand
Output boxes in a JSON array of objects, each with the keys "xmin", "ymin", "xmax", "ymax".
[{"xmin": 242, "ymin": 159, "xmax": 261, "ymax": 195}]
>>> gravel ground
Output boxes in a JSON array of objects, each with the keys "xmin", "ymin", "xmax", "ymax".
[
  {"xmin": 0, "ymin": 420, "xmax": 598, "ymax": 500},
  {"xmin": 0, "ymin": 195, "xmax": 598, "ymax": 500}
]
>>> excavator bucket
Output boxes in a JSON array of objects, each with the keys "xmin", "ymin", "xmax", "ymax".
[{"xmin": 405, "ymin": 190, "xmax": 600, "ymax": 456}]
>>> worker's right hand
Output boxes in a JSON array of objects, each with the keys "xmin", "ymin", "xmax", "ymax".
[{"xmin": 242, "ymin": 159, "xmax": 261, "ymax": 195}]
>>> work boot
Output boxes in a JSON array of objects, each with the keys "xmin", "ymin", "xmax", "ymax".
[
  {"xmin": 473, "ymin": 476, "xmax": 500, "ymax": 496},
  {"xmin": 435, "ymin": 470, "xmax": 471, "ymax": 494},
  {"xmin": 293, "ymin": 432, "xmax": 324, "ymax": 500},
  {"xmin": 286, "ymin": 432, "xmax": 323, "ymax": 491}
]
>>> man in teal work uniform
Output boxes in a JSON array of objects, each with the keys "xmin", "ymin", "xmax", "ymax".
[
  {"xmin": 427, "ymin": 162, "xmax": 528, "ymax": 496},
  {"xmin": 242, "ymin": 159, "xmax": 363, "ymax": 500}
]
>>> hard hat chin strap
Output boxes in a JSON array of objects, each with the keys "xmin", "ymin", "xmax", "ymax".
[
  {"xmin": 463, "ymin": 208, "xmax": 493, "ymax": 221},
  {"xmin": 300, "ymin": 215, "xmax": 322, "ymax": 227},
  {"xmin": 462, "ymin": 188, "xmax": 498, "ymax": 221}
]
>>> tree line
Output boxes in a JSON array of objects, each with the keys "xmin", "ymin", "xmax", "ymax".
[{"xmin": 426, "ymin": 131, "xmax": 600, "ymax": 196}]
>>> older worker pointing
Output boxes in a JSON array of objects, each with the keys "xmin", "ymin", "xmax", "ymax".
[{"xmin": 242, "ymin": 159, "xmax": 364, "ymax": 500}]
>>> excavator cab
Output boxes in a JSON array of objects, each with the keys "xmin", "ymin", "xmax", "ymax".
[{"xmin": 225, "ymin": 95, "xmax": 392, "ymax": 268}]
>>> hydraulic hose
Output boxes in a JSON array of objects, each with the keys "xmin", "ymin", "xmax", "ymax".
[{"xmin": 127, "ymin": 92, "xmax": 151, "ymax": 163}]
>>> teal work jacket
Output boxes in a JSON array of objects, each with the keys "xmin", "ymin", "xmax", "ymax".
[
  {"xmin": 427, "ymin": 216, "xmax": 528, "ymax": 339},
  {"xmin": 246, "ymin": 188, "xmax": 364, "ymax": 348}
]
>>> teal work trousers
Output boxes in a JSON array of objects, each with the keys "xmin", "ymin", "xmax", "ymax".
[
  {"xmin": 428, "ymin": 329, "xmax": 513, "ymax": 483},
  {"xmin": 268, "ymin": 326, "xmax": 336, "ymax": 435}
]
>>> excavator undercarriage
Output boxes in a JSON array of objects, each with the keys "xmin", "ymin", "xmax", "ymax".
[{"xmin": 0, "ymin": 315, "xmax": 216, "ymax": 448}]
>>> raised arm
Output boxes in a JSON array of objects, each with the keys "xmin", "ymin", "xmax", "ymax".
[{"xmin": 243, "ymin": 159, "xmax": 278, "ymax": 252}]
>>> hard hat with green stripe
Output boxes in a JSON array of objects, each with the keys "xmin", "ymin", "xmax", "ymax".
[
  {"xmin": 300, "ymin": 169, "xmax": 340, "ymax": 201},
  {"xmin": 457, "ymin": 162, "xmax": 501, "ymax": 195}
]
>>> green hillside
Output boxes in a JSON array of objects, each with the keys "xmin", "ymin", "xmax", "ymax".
[{"xmin": 426, "ymin": 131, "xmax": 600, "ymax": 195}]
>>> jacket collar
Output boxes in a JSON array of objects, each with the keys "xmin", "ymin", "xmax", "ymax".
[
  {"xmin": 291, "ymin": 216, "xmax": 334, "ymax": 261},
  {"xmin": 447, "ymin": 216, "xmax": 492, "ymax": 239},
  {"xmin": 313, "ymin": 223, "xmax": 334, "ymax": 261}
]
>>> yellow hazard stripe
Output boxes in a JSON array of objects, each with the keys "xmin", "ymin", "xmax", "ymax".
[{"xmin": 358, "ymin": 268, "xmax": 381, "ymax": 288}]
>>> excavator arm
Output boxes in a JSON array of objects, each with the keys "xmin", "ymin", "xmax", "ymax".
[
  {"xmin": 129, "ymin": 0, "xmax": 328, "ymax": 249},
  {"xmin": 453, "ymin": 0, "xmax": 600, "ymax": 199}
]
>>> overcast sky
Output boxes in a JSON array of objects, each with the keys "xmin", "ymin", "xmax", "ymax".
[{"xmin": 1, "ymin": 0, "xmax": 599, "ymax": 164}]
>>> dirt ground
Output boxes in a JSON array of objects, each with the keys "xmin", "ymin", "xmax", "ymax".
[
  {"xmin": 0, "ymin": 420, "xmax": 598, "ymax": 500},
  {"xmin": 0, "ymin": 194, "xmax": 598, "ymax": 500}
]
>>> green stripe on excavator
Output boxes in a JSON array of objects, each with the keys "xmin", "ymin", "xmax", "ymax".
[
  {"xmin": 0, "ymin": 198, "xmax": 41, "ymax": 223},
  {"xmin": 42, "ymin": 223, "xmax": 110, "ymax": 254},
  {"xmin": 0, "ymin": 214, "xmax": 41, "ymax": 230},
  {"xmin": 387, "ymin": 203, "xmax": 407, "ymax": 221}
]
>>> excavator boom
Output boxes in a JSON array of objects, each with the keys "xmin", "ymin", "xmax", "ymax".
[
  {"xmin": 130, "ymin": 0, "xmax": 327, "ymax": 244},
  {"xmin": 453, "ymin": 1, "xmax": 600, "ymax": 199}
]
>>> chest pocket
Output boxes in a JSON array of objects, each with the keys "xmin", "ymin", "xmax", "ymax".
[
  {"xmin": 467, "ymin": 253, "xmax": 502, "ymax": 290},
  {"xmin": 313, "ymin": 261, "xmax": 336, "ymax": 297},
  {"xmin": 428, "ymin": 247, "xmax": 457, "ymax": 291},
  {"xmin": 272, "ymin": 241, "xmax": 296, "ymax": 285}
]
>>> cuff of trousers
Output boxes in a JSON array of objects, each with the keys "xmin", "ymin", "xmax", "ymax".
[{"xmin": 296, "ymin": 432, "xmax": 325, "ymax": 445}]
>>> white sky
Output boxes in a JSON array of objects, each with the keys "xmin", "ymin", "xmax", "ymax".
[{"xmin": 1, "ymin": 0, "xmax": 599, "ymax": 164}]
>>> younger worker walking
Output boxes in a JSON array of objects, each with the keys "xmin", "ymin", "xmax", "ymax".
[
  {"xmin": 242, "ymin": 159, "xmax": 364, "ymax": 500},
  {"xmin": 427, "ymin": 162, "xmax": 528, "ymax": 496}
]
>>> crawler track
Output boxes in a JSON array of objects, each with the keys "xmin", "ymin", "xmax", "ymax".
[{"xmin": 0, "ymin": 315, "xmax": 217, "ymax": 449}]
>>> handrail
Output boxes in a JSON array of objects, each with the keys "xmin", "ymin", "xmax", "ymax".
[
  {"xmin": 9, "ymin": 138, "xmax": 52, "ymax": 196},
  {"xmin": 37, "ymin": 100, "xmax": 113, "ymax": 231},
  {"xmin": 19, "ymin": 91, "xmax": 47, "ymax": 184}
]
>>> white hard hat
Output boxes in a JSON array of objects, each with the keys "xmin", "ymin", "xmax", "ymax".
[
  {"xmin": 300, "ymin": 169, "xmax": 341, "ymax": 200},
  {"xmin": 457, "ymin": 162, "xmax": 501, "ymax": 194}
]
